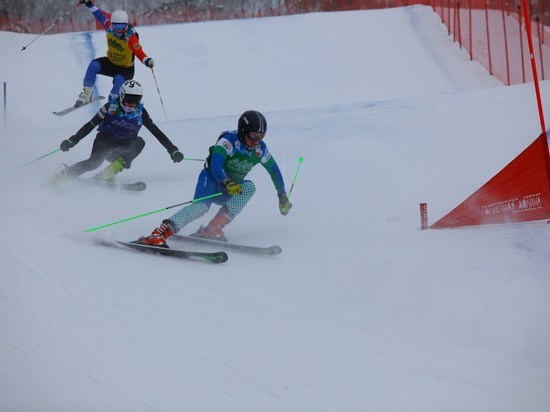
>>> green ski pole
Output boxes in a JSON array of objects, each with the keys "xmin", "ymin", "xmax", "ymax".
[
  {"xmin": 2, "ymin": 148, "xmax": 61, "ymax": 177},
  {"xmin": 288, "ymin": 156, "xmax": 304, "ymax": 199},
  {"xmin": 85, "ymin": 192, "xmax": 224, "ymax": 233}
]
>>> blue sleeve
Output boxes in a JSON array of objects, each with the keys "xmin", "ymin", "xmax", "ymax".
[
  {"xmin": 264, "ymin": 158, "xmax": 286, "ymax": 195},
  {"xmin": 209, "ymin": 151, "xmax": 228, "ymax": 183},
  {"xmin": 90, "ymin": 7, "xmax": 109, "ymax": 29}
]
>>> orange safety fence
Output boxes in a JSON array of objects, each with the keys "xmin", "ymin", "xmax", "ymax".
[
  {"xmin": 1, "ymin": 0, "xmax": 549, "ymax": 85},
  {"xmin": 427, "ymin": 0, "xmax": 550, "ymax": 85}
]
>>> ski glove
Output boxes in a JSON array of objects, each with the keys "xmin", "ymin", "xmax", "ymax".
[
  {"xmin": 170, "ymin": 150, "xmax": 184, "ymax": 163},
  {"xmin": 278, "ymin": 193, "xmax": 292, "ymax": 215},
  {"xmin": 60, "ymin": 138, "xmax": 76, "ymax": 152},
  {"xmin": 79, "ymin": 0, "xmax": 93, "ymax": 7},
  {"xmin": 222, "ymin": 178, "xmax": 242, "ymax": 195},
  {"xmin": 144, "ymin": 58, "xmax": 155, "ymax": 68}
]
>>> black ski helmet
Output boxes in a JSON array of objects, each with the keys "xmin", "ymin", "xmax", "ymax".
[{"xmin": 238, "ymin": 110, "xmax": 267, "ymax": 140}]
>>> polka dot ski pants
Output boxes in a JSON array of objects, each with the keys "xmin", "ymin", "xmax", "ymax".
[{"xmin": 167, "ymin": 179, "xmax": 256, "ymax": 233}]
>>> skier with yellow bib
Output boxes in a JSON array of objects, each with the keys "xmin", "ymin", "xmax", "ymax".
[{"xmin": 75, "ymin": 0, "xmax": 155, "ymax": 107}]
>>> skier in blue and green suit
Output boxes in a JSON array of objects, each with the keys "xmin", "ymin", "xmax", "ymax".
[{"xmin": 138, "ymin": 110, "xmax": 292, "ymax": 247}]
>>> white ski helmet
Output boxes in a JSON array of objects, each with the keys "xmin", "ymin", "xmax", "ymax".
[
  {"xmin": 111, "ymin": 10, "xmax": 129, "ymax": 25},
  {"xmin": 119, "ymin": 80, "xmax": 143, "ymax": 112}
]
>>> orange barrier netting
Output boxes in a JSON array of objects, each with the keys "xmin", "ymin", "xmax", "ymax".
[{"xmin": 2, "ymin": 0, "xmax": 549, "ymax": 86}]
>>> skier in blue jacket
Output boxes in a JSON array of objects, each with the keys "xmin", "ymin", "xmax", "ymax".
[
  {"xmin": 137, "ymin": 110, "xmax": 292, "ymax": 247},
  {"xmin": 49, "ymin": 80, "xmax": 183, "ymax": 185}
]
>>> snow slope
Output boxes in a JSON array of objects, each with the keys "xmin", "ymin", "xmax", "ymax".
[{"xmin": 1, "ymin": 5, "xmax": 550, "ymax": 411}]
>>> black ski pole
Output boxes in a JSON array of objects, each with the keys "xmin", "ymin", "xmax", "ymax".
[
  {"xmin": 151, "ymin": 68, "xmax": 168, "ymax": 121},
  {"xmin": 21, "ymin": 1, "xmax": 82, "ymax": 51}
]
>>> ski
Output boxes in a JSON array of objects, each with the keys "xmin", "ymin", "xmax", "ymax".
[
  {"xmin": 53, "ymin": 95, "xmax": 106, "ymax": 116},
  {"xmin": 115, "ymin": 240, "xmax": 228, "ymax": 263},
  {"xmin": 171, "ymin": 234, "xmax": 282, "ymax": 256},
  {"xmin": 78, "ymin": 177, "xmax": 147, "ymax": 192}
]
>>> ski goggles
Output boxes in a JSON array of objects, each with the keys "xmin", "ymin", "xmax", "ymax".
[
  {"xmin": 123, "ymin": 94, "xmax": 142, "ymax": 104},
  {"xmin": 111, "ymin": 23, "xmax": 128, "ymax": 32},
  {"xmin": 246, "ymin": 132, "xmax": 265, "ymax": 142}
]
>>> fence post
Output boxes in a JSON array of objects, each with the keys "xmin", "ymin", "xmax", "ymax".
[
  {"xmin": 536, "ymin": 18, "xmax": 545, "ymax": 80},
  {"xmin": 522, "ymin": 0, "xmax": 547, "ymax": 134},
  {"xmin": 456, "ymin": 1, "xmax": 462, "ymax": 48},
  {"xmin": 541, "ymin": 0, "xmax": 546, "ymax": 44},
  {"xmin": 468, "ymin": 0, "xmax": 473, "ymax": 60},
  {"xmin": 447, "ymin": 0, "xmax": 451, "ymax": 34},
  {"xmin": 518, "ymin": 5, "xmax": 526, "ymax": 82},
  {"xmin": 3, "ymin": 82, "xmax": 6, "ymax": 128},
  {"xmin": 453, "ymin": 1, "xmax": 458, "ymax": 43},
  {"xmin": 501, "ymin": 0, "xmax": 511, "ymax": 85},
  {"xmin": 485, "ymin": 0, "xmax": 493, "ymax": 75}
]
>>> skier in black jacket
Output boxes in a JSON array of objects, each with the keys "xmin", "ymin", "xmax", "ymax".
[{"xmin": 50, "ymin": 80, "xmax": 183, "ymax": 185}]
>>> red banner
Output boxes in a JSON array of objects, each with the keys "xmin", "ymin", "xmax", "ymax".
[{"xmin": 432, "ymin": 133, "xmax": 550, "ymax": 228}]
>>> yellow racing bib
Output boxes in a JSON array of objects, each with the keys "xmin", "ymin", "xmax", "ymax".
[{"xmin": 106, "ymin": 31, "xmax": 135, "ymax": 68}]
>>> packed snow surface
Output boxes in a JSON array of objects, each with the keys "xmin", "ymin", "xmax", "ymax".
[{"xmin": 1, "ymin": 5, "xmax": 549, "ymax": 411}]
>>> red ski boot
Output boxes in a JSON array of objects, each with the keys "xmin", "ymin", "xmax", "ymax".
[
  {"xmin": 137, "ymin": 220, "xmax": 175, "ymax": 248},
  {"xmin": 192, "ymin": 206, "xmax": 234, "ymax": 242}
]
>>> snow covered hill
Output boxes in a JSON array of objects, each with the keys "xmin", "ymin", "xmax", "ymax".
[{"xmin": 1, "ymin": 6, "xmax": 549, "ymax": 411}]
